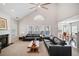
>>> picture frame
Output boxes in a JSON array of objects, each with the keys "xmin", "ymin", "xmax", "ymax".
[{"xmin": 0, "ymin": 17, "xmax": 7, "ymax": 29}]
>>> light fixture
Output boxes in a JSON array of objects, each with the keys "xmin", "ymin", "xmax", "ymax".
[{"xmin": 38, "ymin": 5, "xmax": 41, "ymax": 8}]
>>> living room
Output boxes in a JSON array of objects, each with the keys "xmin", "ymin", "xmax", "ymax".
[{"xmin": 0, "ymin": 3, "xmax": 79, "ymax": 56}]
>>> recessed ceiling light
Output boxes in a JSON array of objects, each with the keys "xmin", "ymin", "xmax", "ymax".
[{"xmin": 11, "ymin": 9, "xmax": 15, "ymax": 12}]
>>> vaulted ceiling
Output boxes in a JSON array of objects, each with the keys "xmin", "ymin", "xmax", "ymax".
[
  {"xmin": 0, "ymin": 3, "xmax": 37, "ymax": 19},
  {"xmin": 57, "ymin": 3, "xmax": 79, "ymax": 21},
  {"xmin": 0, "ymin": 3, "xmax": 79, "ymax": 21}
]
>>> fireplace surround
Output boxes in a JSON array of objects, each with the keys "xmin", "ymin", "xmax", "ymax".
[{"xmin": 0, "ymin": 34, "xmax": 9, "ymax": 49}]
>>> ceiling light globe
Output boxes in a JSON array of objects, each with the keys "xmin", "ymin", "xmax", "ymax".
[{"xmin": 38, "ymin": 5, "xmax": 41, "ymax": 8}]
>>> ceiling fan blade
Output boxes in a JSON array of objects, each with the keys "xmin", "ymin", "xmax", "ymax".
[
  {"xmin": 41, "ymin": 3, "xmax": 51, "ymax": 6},
  {"xmin": 30, "ymin": 3, "xmax": 38, "ymax": 5},
  {"xmin": 41, "ymin": 6, "xmax": 48, "ymax": 10},
  {"xmin": 29, "ymin": 6, "xmax": 36, "ymax": 9}
]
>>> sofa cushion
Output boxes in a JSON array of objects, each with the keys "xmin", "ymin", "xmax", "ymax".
[
  {"xmin": 49, "ymin": 39, "xmax": 56, "ymax": 44},
  {"xmin": 26, "ymin": 34, "xmax": 40, "ymax": 37},
  {"xmin": 53, "ymin": 37, "xmax": 61, "ymax": 44},
  {"xmin": 60, "ymin": 41, "xmax": 67, "ymax": 45},
  {"xmin": 43, "ymin": 37, "xmax": 71, "ymax": 56},
  {"xmin": 49, "ymin": 37, "xmax": 66, "ymax": 45}
]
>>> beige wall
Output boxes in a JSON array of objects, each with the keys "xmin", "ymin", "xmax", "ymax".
[
  {"xmin": 9, "ymin": 18, "xmax": 18, "ymax": 43},
  {"xmin": 19, "ymin": 4, "xmax": 58, "ymax": 36}
]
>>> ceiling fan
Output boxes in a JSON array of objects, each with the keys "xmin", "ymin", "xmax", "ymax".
[{"xmin": 29, "ymin": 3, "xmax": 51, "ymax": 10}]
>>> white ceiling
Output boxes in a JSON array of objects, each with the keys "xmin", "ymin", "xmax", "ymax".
[
  {"xmin": 0, "ymin": 3, "xmax": 38, "ymax": 19},
  {"xmin": 57, "ymin": 3, "xmax": 79, "ymax": 21},
  {"xmin": 0, "ymin": 3, "xmax": 79, "ymax": 21},
  {"xmin": 59, "ymin": 15, "xmax": 79, "ymax": 24}
]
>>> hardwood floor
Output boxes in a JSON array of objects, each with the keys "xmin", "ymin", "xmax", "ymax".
[
  {"xmin": 0, "ymin": 40, "xmax": 79, "ymax": 56},
  {"xmin": 0, "ymin": 40, "xmax": 48, "ymax": 56},
  {"xmin": 72, "ymin": 47, "xmax": 79, "ymax": 56}
]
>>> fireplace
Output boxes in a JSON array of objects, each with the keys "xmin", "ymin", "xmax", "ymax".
[{"xmin": 0, "ymin": 34, "xmax": 9, "ymax": 49}]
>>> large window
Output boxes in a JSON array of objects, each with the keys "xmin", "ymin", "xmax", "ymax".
[
  {"xmin": 26, "ymin": 25, "xmax": 51, "ymax": 36},
  {"xmin": 58, "ymin": 21, "xmax": 79, "ymax": 42}
]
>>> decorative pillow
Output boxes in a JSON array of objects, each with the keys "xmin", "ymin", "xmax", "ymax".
[
  {"xmin": 49, "ymin": 37, "xmax": 66, "ymax": 45},
  {"xmin": 53, "ymin": 37, "xmax": 61, "ymax": 44}
]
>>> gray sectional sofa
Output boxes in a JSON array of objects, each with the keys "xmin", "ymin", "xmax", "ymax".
[
  {"xmin": 44, "ymin": 37, "xmax": 72, "ymax": 56},
  {"xmin": 23, "ymin": 34, "xmax": 42, "ymax": 41}
]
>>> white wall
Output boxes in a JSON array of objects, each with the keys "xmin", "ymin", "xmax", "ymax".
[
  {"xmin": 0, "ymin": 11, "xmax": 18, "ymax": 43},
  {"xmin": 9, "ymin": 18, "xmax": 18, "ymax": 43},
  {"xmin": 19, "ymin": 4, "xmax": 58, "ymax": 36}
]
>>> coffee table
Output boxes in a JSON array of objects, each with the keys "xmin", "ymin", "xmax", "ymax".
[{"xmin": 27, "ymin": 40, "xmax": 39, "ymax": 53}]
